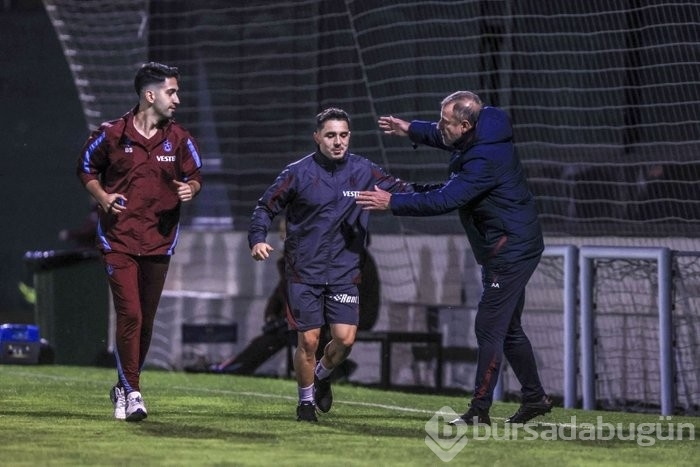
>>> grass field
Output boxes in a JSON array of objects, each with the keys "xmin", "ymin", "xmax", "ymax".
[{"xmin": 0, "ymin": 365, "xmax": 697, "ymax": 466}]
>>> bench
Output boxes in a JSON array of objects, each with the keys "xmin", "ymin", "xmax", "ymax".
[{"xmin": 354, "ymin": 330, "xmax": 443, "ymax": 390}]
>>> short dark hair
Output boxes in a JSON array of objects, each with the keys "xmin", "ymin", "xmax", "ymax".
[
  {"xmin": 315, "ymin": 108, "xmax": 351, "ymax": 130},
  {"xmin": 134, "ymin": 62, "xmax": 180, "ymax": 95}
]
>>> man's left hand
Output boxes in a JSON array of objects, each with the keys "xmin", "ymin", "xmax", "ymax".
[{"xmin": 174, "ymin": 180, "xmax": 197, "ymax": 201}]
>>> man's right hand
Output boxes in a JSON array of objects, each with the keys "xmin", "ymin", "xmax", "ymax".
[
  {"xmin": 85, "ymin": 180, "xmax": 127, "ymax": 214},
  {"xmin": 251, "ymin": 242, "xmax": 274, "ymax": 261},
  {"xmin": 378, "ymin": 115, "xmax": 410, "ymax": 137},
  {"xmin": 103, "ymin": 193, "xmax": 127, "ymax": 214},
  {"xmin": 355, "ymin": 185, "xmax": 391, "ymax": 211}
]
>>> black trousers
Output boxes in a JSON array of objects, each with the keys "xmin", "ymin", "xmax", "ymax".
[{"xmin": 471, "ymin": 255, "xmax": 546, "ymax": 410}]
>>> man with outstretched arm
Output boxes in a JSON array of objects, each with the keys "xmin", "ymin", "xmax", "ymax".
[{"xmin": 356, "ymin": 91, "xmax": 552, "ymax": 425}]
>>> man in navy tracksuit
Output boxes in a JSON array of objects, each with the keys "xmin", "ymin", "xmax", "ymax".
[
  {"xmin": 356, "ymin": 91, "xmax": 552, "ymax": 425},
  {"xmin": 248, "ymin": 108, "xmax": 414, "ymax": 422}
]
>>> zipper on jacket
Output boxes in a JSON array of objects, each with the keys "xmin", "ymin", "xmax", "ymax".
[{"xmin": 324, "ymin": 167, "xmax": 338, "ymax": 286}]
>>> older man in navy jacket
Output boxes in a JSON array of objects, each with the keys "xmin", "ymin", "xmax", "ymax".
[{"xmin": 356, "ymin": 91, "xmax": 552, "ymax": 425}]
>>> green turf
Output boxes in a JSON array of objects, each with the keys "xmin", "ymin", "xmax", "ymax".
[{"xmin": 0, "ymin": 365, "xmax": 697, "ymax": 466}]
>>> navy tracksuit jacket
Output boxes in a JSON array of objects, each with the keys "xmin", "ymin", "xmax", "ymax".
[
  {"xmin": 390, "ymin": 106, "xmax": 547, "ymax": 408},
  {"xmin": 391, "ymin": 106, "xmax": 544, "ymax": 268},
  {"xmin": 248, "ymin": 151, "xmax": 413, "ymax": 285}
]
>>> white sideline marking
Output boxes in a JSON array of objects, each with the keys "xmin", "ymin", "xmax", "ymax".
[
  {"xmin": 173, "ymin": 386, "xmax": 437, "ymax": 415},
  {"xmin": 173, "ymin": 386, "xmax": 567, "ymax": 427}
]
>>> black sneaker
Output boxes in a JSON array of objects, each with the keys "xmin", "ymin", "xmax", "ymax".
[
  {"xmin": 314, "ymin": 375, "xmax": 333, "ymax": 413},
  {"xmin": 505, "ymin": 396, "xmax": 553, "ymax": 424},
  {"xmin": 448, "ymin": 406, "xmax": 491, "ymax": 426},
  {"xmin": 296, "ymin": 401, "xmax": 318, "ymax": 422}
]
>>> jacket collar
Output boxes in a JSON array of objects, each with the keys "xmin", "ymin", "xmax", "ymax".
[
  {"xmin": 313, "ymin": 149, "xmax": 348, "ymax": 171},
  {"xmin": 451, "ymin": 131, "xmax": 477, "ymax": 151},
  {"xmin": 452, "ymin": 106, "xmax": 512, "ymax": 152},
  {"xmin": 119, "ymin": 106, "xmax": 173, "ymax": 148}
]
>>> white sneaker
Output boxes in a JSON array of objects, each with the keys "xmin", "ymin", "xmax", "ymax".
[
  {"xmin": 125, "ymin": 391, "xmax": 148, "ymax": 422},
  {"xmin": 109, "ymin": 386, "xmax": 126, "ymax": 420}
]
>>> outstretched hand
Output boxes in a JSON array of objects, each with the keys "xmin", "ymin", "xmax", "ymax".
[
  {"xmin": 378, "ymin": 115, "xmax": 410, "ymax": 137},
  {"xmin": 355, "ymin": 185, "xmax": 392, "ymax": 211}
]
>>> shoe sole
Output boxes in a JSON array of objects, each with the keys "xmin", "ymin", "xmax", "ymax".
[
  {"xmin": 125, "ymin": 409, "xmax": 147, "ymax": 422},
  {"xmin": 316, "ymin": 399, "xmax": 332, "ymax": 413},
  {"xmin": 505, "ymin": 406, "xmax": 552, "ymax": 424},
  {"xmin": 448, "ymin": 416, "xmax": 491, "ymax": 426},
  {"xmin": 314, "ymin": 380, "xmax": 333, "ymax": 413}
]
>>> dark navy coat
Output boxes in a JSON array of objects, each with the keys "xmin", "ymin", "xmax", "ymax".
[
  {"xmin": 390, "ymin": 106, "xmax": 544, "ymax": 268},
  {"xmin": 249, "ymin": 151, "xmax": 412, "ymax": 284}
]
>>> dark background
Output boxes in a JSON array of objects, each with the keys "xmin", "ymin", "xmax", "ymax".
[
  {"xmin": 0, "ymin": 2, "xmax": 89, "ymax": 320},
  {"xmin": 3, "ymin": 1, "xmax": 700, "ymax": 319}
]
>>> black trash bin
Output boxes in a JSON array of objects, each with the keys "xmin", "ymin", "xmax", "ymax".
[{"xmin": 24, "ymin": 249, "xmax": 109, "ymax": 366}]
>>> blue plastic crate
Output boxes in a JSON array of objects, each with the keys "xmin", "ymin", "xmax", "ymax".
[{"xmin": 0, "ymin": 324, "xmax": 40, "ymax": 364}]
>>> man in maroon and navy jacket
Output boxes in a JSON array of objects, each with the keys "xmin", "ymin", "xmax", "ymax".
[{"xmin": 77, "ymin": 62, "xmax": 203, "ymax": 422}]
